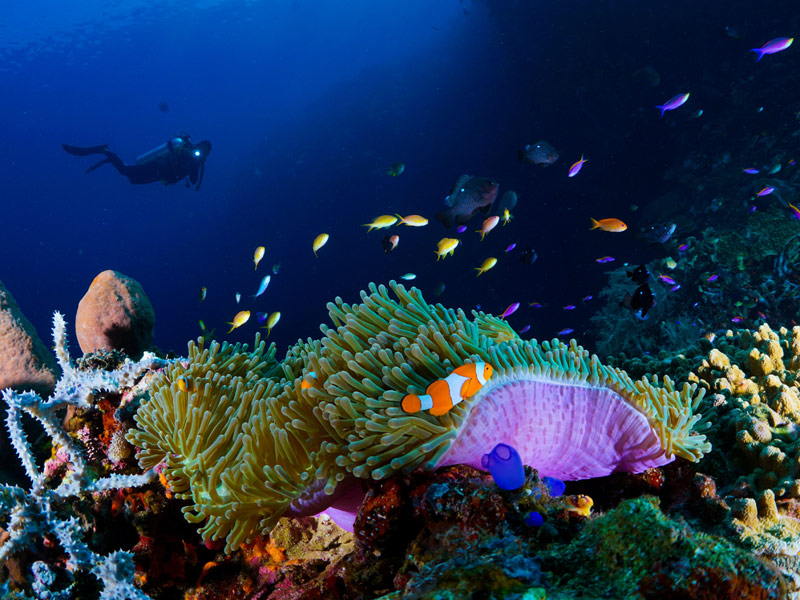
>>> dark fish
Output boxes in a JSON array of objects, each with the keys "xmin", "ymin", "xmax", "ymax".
[
  {"xmin": 626, "ymin": 265, "xmax": 650, "ymax": 285},
  {"xmin": 640, "ymin": 222, "xmax": 676, "ymax": 244},
  {"xmin": 519, "ymin": 245, "xmax": 538, "ymax": 265},
  {"xmin": 494, "ymin": 190, "xmax": 518, "ymax": 216},
  {"xmin": 517, "ymin": 141, "xmax": 559, "ymax": 166},
  {"xmin": 632, "ymin": 65, "xmax": 661, "ymax": 87},
  {"xmin": 435, "ymin": 174, "xmax": 499, "ymax": 228},
  {"xmin": 623, "ymin": 283, "xmax": 656, "ymax": 318}
]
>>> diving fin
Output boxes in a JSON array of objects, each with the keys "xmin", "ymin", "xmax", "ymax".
[
  {"xmin": 85, "ymin": 158, "xmax": 110, "ymax": 173},
  {"xmin": 62, "ymin": 144, "xmax": 109, "ymax": 157}
]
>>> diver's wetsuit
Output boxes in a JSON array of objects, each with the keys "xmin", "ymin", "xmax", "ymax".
[{"xmin": 62, "ymin": 135, "xmax": 212, "ymax": 190}]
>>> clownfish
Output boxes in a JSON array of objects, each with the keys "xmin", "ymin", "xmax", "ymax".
[
  {"xmin": 300, "ymin": 371, "xmax": 317, "ymax": 390},
  {"xmin": 401, "ymin": 362, "xmax": 494, "ymax": 416}
]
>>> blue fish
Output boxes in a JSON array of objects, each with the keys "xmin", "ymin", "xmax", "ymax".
[{"xmin": 254, "ymin": 275, "xmax": 271, "ymax": 298}]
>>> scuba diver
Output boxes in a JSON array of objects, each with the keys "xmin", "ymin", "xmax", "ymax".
[{"xmin": 62, "ymin": 133, "xmax": 211, "ymax": 190}]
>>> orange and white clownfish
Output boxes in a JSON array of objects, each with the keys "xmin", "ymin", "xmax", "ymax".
[{"xmin": 401, "ymin": 362, "xmax": 494, "ymax": 416}]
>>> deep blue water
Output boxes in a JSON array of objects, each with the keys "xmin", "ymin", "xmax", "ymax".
[{"xmin": 1, "ymin": 0, "xmax": 796, "ymax": 357}]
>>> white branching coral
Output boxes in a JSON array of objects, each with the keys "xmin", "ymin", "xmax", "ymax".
[{"xmin": 0, "ymin": 311, "xmax": 165, "ymax": 599}]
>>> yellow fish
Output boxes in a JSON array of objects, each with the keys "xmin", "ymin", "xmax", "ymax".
[
  {"xmin": 476, "ymin": 216, "xmax": 499, "ymax": 241},
  {"xmin": 435, "ymin": 237, "xmax": 460, "ymax": 260},
  {"xmin": 262, "ymin": 311, "xmax": 281, "ymax": 336},
  {"xmin": 227, "ymin": 310, "xmax": 250, "ymax": 334},
  {"xmin": 363, "ymin": 215, "xmax": 398, "ymax": 232},
  {"xmin": 396, "ymin": 214, "xmax": 428, "ymax": 227},
  {"xmin": 313, "ymin": 233, "xmax": 329, "ymax": 257},
  {"xmin": 502, "ymin": 208, "xmax": 513, "ymax": 226},
  {"xmin": 254, "ymin": 246, "xmax": 265, "ymax": 270},
  {"xmin": 475, "ymin": 257, "xmax": 497, "ymax": 276},
  {"xmin": 565, "ymin": 494, "xmax": 593, "ymax": 517}
]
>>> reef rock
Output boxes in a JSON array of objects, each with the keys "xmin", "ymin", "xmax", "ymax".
[
  {"xmin": 0, "ymin": 279, "xmax": 58, "ymax": 395},
  {"xmin": 75, "ymin": 270, "xmax": 155, "ymax": 359}
]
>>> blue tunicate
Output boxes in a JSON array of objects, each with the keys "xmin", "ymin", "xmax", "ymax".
[
  {"xmin": 482, "ymin": 443, "xmax": 525, "ymax": 490},
  {"xmin": 543, "ymin": 476, "xmax": 565, "ymax": 497},
  {"xmin": 525, "ymin": 511, "xmax": 544, "ymax": 527}
]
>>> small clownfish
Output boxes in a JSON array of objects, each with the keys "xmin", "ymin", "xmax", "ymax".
[
  {"xmin": 300, "ymin": 371, "xmax": 317, "ymax": 390},
  {"xmin": 565, "ymin": 494, "xmax": 593, "ymax": 517},
  {"xmin": 176, "ymin": 375, "xmax": 193, "ymax": 392},
  {"xmin": 401, "ymin": 362, "xmax": 494, "ymax": 416}
]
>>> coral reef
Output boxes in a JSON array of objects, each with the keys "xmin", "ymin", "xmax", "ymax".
[
  {"xmin": 127, "ymin": 281, "xmax": 710, "ymax": 554},
  {"xmin": 0, "ymin": 312, "xmax": 166, "ymax": 599}
]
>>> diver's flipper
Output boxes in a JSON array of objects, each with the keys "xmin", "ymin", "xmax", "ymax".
[
  {"xmin": 85, "ymin": 158, "xmax": 110, "ymax": 173},
  {"xmin": 62, "ymin": 144, "xmax": 109, "ymax": 157}
]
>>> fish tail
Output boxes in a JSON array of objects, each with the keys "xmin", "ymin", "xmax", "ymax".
[
  {"xmin": 401, "ymin": 394, "xmax": 422, "ymax": 413},
  {"xmin": 476, "ymin": 230, "xmax": 485, "ymax": 241},
  {"xmin": 749, "ymin": 48, "xmax": 763, "ymax": 62},
  {"xmin": 395, "ymin": 213, "xmax": 405, "ymax": 224},
  {"xmin": 590, "ymin": 218, "xmax": 600, "ymax": 230},
  {"xmin": 226, "ymin": 324, "xmax": 234, "ymax": 334},
  {"xmin": 655, "ymin": 105, "xmax": 666, "ymax": 118}
]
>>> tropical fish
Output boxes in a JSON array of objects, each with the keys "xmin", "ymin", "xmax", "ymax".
[
  {"xmin": 436, "ymin": 174, "xmax": 499, "ymax": 228},
  {"xmin": 750, "ymin": 37, "xmax": 793, "ymax": 62},
  {"xmin": 382, "ymin": 234, "xmax": 399, "ymax": 254},
  {"xmin": 505, "ymin": 243, "xmax": 517, "ymax": 253},
  {"xmin": 788, "ymin": 203, "xmax": 800, "ymax": 220},
  {"xmin": 262, "ymin": 311, "xmax": 281, "ymax": 336},
  {"xmin": 640, "ymin": 222, "xmax": 676, "ymax": 244},
  {"xmin": 198, "ymin": 320, "xmax": 215, "ymax": 341},
  {"xmin": 396, "ymin": 214, "xmax": 428, "ymax": 227},
  {"xmin": 401, "ymin": 362, "xmax": 494, "ymax": 416},
  {"xmin": 235, "ymin": 293, "xmax": 241, "ymax": 304},
  {"xmin": 272, "ymin": 263, "xmax": 281, "ymax": 275},
  {"xmin": 707, "ymin": 274, "xmax": 719, "ymax": 282},
  {"xmin": 401, "ymin": 273, "xmax": 416, "ymax": 280},
  {"xmin": 623, "ymin": 284, "xmax": 656, "ymax": 318},
  {"xmin": 590, "ymin": 218, "xmax": 627, "ymax": 232},
  {"xmin": 500, "ymin": 302, "xmax": 520, "ymax": 318},
  {"xmin": 517, "ymin": 140, "xmax": 559, "ymax": 166},
  {"xmin": 176, "ymin": 376, "xmax": 193, "ymax": 393},
  {"xmin": 254, "ymin": 246, "xmax": 265, "ymax": 270},
  {"xmin": 519, "ymin": 325, "xmax": 531, "ymax": 334},
  {"xmin": 457, "ymin": 225, "xmax": 468, "ymax": 233},
  {"xmin": 627, "ymin": 265, "xmax": 650, "ymax": 284},
  {"xmin": 557, "ymin": 328, "xmax": 574, "ymax": 336},
  {"xmin": 756, "ymin": 187, "xmax": 775, "ymax": 197},
  {"xmin": 655, "ymin": 93, "xmax": 690, "ymax": 117},
  {"xmin": 475, "ymin": 257, "xmax": 498, "ymax": 276},
  {"xmin": 313, "ymin": 233, "xmax": 329, "ymax": 256},
  {"xmin": 198, "ymin": 286, "xmax": 207, "ymax": 303},
  {"xmin": 387, "ymin": 162, "xmax": 405, "ymax": 176},
  {"xmin": 568, "ymin": 155, "xmax": 587, "ymax": 178},
  {"xmin": 476, "ymin": 216, "xmax": 499, "ymax": 241},
  {"xmin": 227, "ymin": 310, "xmax": 250, "ymax": 334},
  {"xmin": 300, "ymin": 371, "xmax": 317, "ymax": 390},
  {"xmin": 496, "ymin": 190, "xmax": 518, "ymax": 216},
  {"xmin": 502, "ymin": 208, "xmax": 513, "ymax": 225},
  {"xmin": 254, "ymin": 275, "xmax": 271, "ymax": 298},
  {"xmin": 565, "ymin": 494, "xmax": 593, "ymax": 517},
  {"xmin": 742, "ymin": 168, "xmax": 759, "ymax": 174},
  {"xmin": 435, "ymin": 237, "xmax": 460, "ymax": 260},
  {"xmin": 256, "ymin": 312, "xmax": 268, "ymax": 322},
  {"xmin": 364, "ymin": 215, "xmax": 398, "ymax": 232},
  {"xmin": 664, "ymin": 257, "xmax": 677, "ymax": 269},
  {"xmin": 595, "ymin": 256, "xmax": 615, "ymax": 263},
  {"xmin": 563, "ymin": 305, "xmax": 576, "ymax": 310},
  {"xmin": 657, "ymin": 274, "xmax": 677, "ymax": 285}
]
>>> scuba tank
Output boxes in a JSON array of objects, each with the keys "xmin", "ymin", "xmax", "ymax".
[{"xmin": 135, "ymin": 136, "xmax": 186, "ymax": 165}]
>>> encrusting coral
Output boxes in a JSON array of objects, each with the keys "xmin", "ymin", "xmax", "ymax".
[{"xmin": 126, "ymin": 281, "xmax": 712, "ymax": 553}]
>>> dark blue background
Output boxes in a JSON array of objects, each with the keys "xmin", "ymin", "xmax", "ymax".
[{"xmin": 0, "ymin": 0, "xmax": 792, "ymax": 357}]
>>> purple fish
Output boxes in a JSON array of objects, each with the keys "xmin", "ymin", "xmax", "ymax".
[
  {"xmin": 500, "ymin": 302, "xmax": 520, "ymax": 318},
  {"xmin": 658, "ymin": 274, "xmax": 677, "ymax": 285},
  {"xmin": 457, "ymin": 225, "xmax": 468, "ymax": 233},
  {"xmin": 670, "ymin": 284, "xmax": 681, "ymax": 292},
  {"xmin": 568, "ymin": 155, "xmax": 587, "ymax": 178},
  {"xmin": 749, "ymin": 205, "xmax": 758, "ymax": 213},
  {"xmin": 529, "ymin": 302, "xmax": 543, "ymax": 308},
  {"xmin": 731, "ymin": 316, "xmax": 744, "ymax": 324},
  {"xmin": 742, "ymin": 168, "xmax": 759, "ymax": 174},
  {"xmin": 557, "ymin": 328, "xmax": 574, "ymax": 336},
  {"xmin": 707, "ymin": 274, "xmax": 719, "ymax": 282},
  {"xmin": 563, "ymin": 305, "xmax": 576, "ymax": 310},
  {"xmin": 756, "ymin": 186, "xmax": 775, "ymax": 197},
  {"xmin": 678, "ymin": 244, "xmax": 689, "ymax": 252},
  {"xmin": 519, "ymin": 324, "xmax": 531, "ymax": 334},
  {"xmin": 582, "ymin": 295, "xmax": 593, "ymax": 302},
  {"xmin": 750, "ymin": 37, "xmax": 794, "ymax": 62},
  {"xmin": 655, "ymin": 93, "xmax": 690, "ymax": 117},
  {"xmin": 505, "ymin": 243, "xmax": 517, "ymax": 253},
  {"xmin": 595, "ymin": 256, "xmax": 615, "ymax": 263}
]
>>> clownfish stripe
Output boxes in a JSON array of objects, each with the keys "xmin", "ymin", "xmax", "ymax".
[{"xmin": 401, "ymin": 362, "xmax": 494, "ymax": 416}]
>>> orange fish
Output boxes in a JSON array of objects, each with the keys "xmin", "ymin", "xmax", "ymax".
[
  {"xmin": 590, "ymin": 218, "xmax": 627, "ymax": 232},
  {"xmin": 476, "ymin": 216, "xmax": 500, "ymax": 241},
  {"xmin": 401, "ymin": 362, "xmax": 493, "ymax": 416}
]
